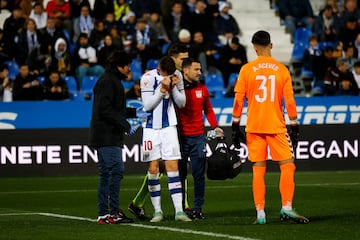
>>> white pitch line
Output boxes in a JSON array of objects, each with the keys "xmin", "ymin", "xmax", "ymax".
[
  {"xmin": 0, "ymin": 182, "xmax": 358, "ymax": 195},
  {"xmin": 0, "ymin": 212, "xmax": 260, "ymax": 240}
]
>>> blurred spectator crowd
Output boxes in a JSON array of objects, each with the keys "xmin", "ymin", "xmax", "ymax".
[
  {"xmin": 272, "ymin": 0, "xmax": 360, "ymax": 96},
  {"xmin": 0, "ymin": 0, "xmax": 247, "ymax": 101}
]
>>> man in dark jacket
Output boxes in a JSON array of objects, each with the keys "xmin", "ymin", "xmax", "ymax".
[
  {"xmin": 219, "ymin": 37, "xmax": 248, "ymax": 88},
  {"xmin": 278, "ymin": 0, "xmax": 314, "ymax": 42},
  {"xmin": 89, "ymin": 50, "xmax": 138, "ymax": 225}
]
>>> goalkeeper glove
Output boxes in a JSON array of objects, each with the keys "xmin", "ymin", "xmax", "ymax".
[
  {"xmin": 136, "ymin": 107, "xmax": 150, "ymax": 118},
  {"xmin": 289, "ymin": 124, "xmax": 299, "ymax": 148},
  {"xmin": 231, "ymin": 119, "xmax": 245, "ymax": 148}
]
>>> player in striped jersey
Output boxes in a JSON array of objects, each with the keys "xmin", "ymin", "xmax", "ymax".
[
  {"xmin": 128, "ymin": 44, "xmax": 190, "ymax": 220},
  {"xmin": 140, "ymin": 56, "xmax": 191, "ymax": 222},
  {"xmin": 232, "ymin": 30, "xmax": 309, "ymax": 224}
]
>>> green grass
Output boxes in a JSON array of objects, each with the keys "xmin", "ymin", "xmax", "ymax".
[{"xmin": 0, "ymin": 171, "xmax": 359, "ymax": 240}]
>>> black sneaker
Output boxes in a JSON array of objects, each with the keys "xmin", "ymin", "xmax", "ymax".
[
  {"xmin": 192, "ymin": 209, "xmax": 205, "ymax": 220},
  {"xmin": 110, "ymin": 210, "xmax": 134, "ymax": 224},
  {"xmin": 184, "ymin": 208, "xmax": 193, "ymax": 218},
  {"xmin": 128, "ymin": 202, "xmax": 149, "ymax": 220}
]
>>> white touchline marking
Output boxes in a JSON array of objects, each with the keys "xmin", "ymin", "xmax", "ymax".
[
  {"xmin": 0, "ymin": 182, "xmax": 358, "ymax": 195},
  {"xmin": 0, "ymin": 212, "xmax": 260, "ymax": 240}
]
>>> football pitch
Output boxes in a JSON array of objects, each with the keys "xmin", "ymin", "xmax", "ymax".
[{"xmin": 0, "ymin": 170, "xmax": 359, "ymax": 240}]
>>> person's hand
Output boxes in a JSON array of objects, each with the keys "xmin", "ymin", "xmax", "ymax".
[
  {"xmin": 32, "ymin": 80, "xmax": 40, "ymax": 86},
  {"xmin": 136, "ymin": 107, "xmax": 150, "ymax": 118},
  {"xmin": 56, "ymin": 86, "xmax": 63, "ymax": 92},
  {"xmin": 170, "ymin": 74, "xmax": 179, "ymax": 88},
  {"xmin": 2, "ymin": 76, "xmax": 9, "ymax": 87},
  {"xmin": 231, "ymin": 118, "xmax": 245, "ymax": 147},
  {"xmin": 23, "ymin": 82, "xmax": 31, "ymax": 88},
  {"xmin": 214, "ymin": 127, "xmax": 224, "ymax": 138},
  {"xmin": 160, "ymin": 76, "xmax": 171, "ymax": 93},
  {"xmin": 289, "ymin": 124, "xmax": 299, "ymax": 148}
]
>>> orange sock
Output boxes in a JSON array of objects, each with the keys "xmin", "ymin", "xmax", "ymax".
[
  {"xmin": 279, "ymin": 163, "xmax": 296, "ymax": 208},
  {"xmin": 252, "ymin": 166, "xmax": 266, "ymax": 210}
]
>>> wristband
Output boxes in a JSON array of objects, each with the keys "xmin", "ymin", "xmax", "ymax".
[
  {"xmin": 232, "ymin": 117, "xmax": 240, "ymax": 123},
  {"xmin": 290, "ymin": 119, "xmax": 299, "ymax": 125}
]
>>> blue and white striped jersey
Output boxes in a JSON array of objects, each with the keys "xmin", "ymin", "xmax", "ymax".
[{"xmin": 140, "ymin": 69, "xmax": 186, "ymax": 129}]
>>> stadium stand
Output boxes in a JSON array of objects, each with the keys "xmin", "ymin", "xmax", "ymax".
[
  {"xmin": 205, "ymin": 73, "xmax": 225, "ymax": 98},
  {"xmin": 1, "ymin": 0, "xmax": 357, "ymax": 101},
  {"xmin": 3, "ymin": 60, "xmax": 19, "ymax": 81},
  {"xmin": 81, "ymin": 75, "xmax": 99, "ymax": 100},
  {"xmin": 62, "ymin": 75, "xmax": 79, "ymax": 99},
  {"xmin": 130, "ymin": 58, "xmax": 143, "ymax": 81},
  {"xmin": 228, "ymin": 73, "xmax": 238, "ymax": 87},
  {"xmin": 146, "ymin": 59, "xmax": 160, "ymax": 71}
]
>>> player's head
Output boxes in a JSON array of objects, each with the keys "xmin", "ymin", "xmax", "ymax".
[
  {"xmin": 107, "ymin": 50, "xmax": 132, "ymax": 76},
  {"xmin": 182, "ymin": 58, "xmax": 202, "ymax": 82},
  {"xmin": 251, "ymin": 30, "xmax": 272, "ymax": 55},
  {"xmin": 252, "ymin": 30, "xmax": 271, "ymax": 46},
  {"xmin": 167, "ymin": 43, "xmax": 189, "ymax": 71},
  {"xmin": 158, "ymin": 56, "xmax": 176, "ymax": 76}
]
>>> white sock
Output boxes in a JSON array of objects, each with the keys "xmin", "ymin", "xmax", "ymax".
[
  {"xmin": 167, "ymin": 171, "xmax": 183, "ymax": 213},
  {"xmin": 257, "ymin": 210, "xmax": 266, "ymax": 219},
  {"xmin": 148, "ymin": 172, "xmax": 162, "ymax": 213},
  {"xmin": 282, "ymin": 205, "xmax": 292, "ymax": 211}
]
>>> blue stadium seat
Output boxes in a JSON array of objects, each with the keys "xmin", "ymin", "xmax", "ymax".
[
  {"xmin": 318, "ymin": 41, "xmax": 335, "ymax": 50},
  {"xmin": 62, "ymin": 75, "xmax": 80, "ymax": 100},
  {"xmin": 291, "ymin": 42, "xmax": 308, "ymax": 63},
  {"xmin": 291, "ymin": 27, "xmax": 313, "ymax": 65},
  {"xmin": 122, "ymin": 80, "xmax": 135, "ymax": 91},
  {"xmin": 205, "ymin": 73, "xmax": 225, "ymax": 98},
  {"xmin": 294, "ymin": 27, "xmax": 313, "ymax": 45},
  {"xmin": 4, "ymin": 60, "xmax": 19, "ymax": 80},
  {"xmin": 162, "ymin": 42, "xmax": 171, "ymax": 55},
  {"xmin": 62, "ymin": 29, "xmax": 75, "ymax": 55},
  {"xmin": 37, "ymin": 76, "xmax": 46, "ymax": 84},
  {"xmin": 300, "ymin": 66, "xmax": 314, "ymax": 79},
  {"xmin": 130, "ymin": 58, "xmax": 143, "ymax": 80},
  {"xmin": 228, "ymin": 73, "xmax": 238, "ymax": 86},
  {"xmin": 146, "ymin": 59, "xmax": 160, "ymax": 70},
  {"xmin": 81, "ymin": 75, "xmax": 99, "ymax": 99}
]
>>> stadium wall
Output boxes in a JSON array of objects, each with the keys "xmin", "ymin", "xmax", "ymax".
[{"xmin": 0, "ymin": 96, "xmax": 359, "ymax": 176}]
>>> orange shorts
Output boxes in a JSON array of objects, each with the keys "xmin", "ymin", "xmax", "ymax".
[{"xmin": 246, "ymin": 132, "xmax": 294, "ymax": 162}]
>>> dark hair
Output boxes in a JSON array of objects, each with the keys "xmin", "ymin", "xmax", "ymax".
[
  {"xmin": 323, "ymin": 4, "xmax": 333, "ymax": 11},
  {"xmin": 172, "ymin": 0, "xmax": 183, "ymax": 7},
  {"xmin": 0, "ymin": 63, "xmax": 8, "ymax": 72},
  {"xmin": 79, "ymin": 32, "xmax": 88, "ymax": 39},
  {"xmin": 308, "ymin": 34, "xmax": 318, "ymax": 42},
  {"xmin": 107, "ymin": 50, "xmax": 132, "ymax": 68},
  {"xmin": 159, "ymin": 56, "xmax": 176, "ymax": 75},
  {"xmin": 251, "ymin": 30, "xmax": 271, "ymax": 46},
  {"xmin": 353, "ymin": 61, "xmax": 360, "ymax": 68},
  {"xmin": 167, "ymin": 43, "xmax": 188, "ymax": 57},
  {"xmin": 182, "ymin": 58, "xmax": 200, "ymax": 69},
  {"xmin": 231, "ymin": 36, "xmax": 240, "ymax": 45},
  {"xmin": 49, "ymin": 69, "xmax": 60, "ymax": 75}
]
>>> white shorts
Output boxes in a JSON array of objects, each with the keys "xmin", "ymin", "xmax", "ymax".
[{"xmin": 142, "ymin": 126, "xmax": 181, "ymax": 162}]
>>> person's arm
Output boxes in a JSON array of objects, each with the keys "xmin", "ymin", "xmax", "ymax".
[
  {"xmin": 141, "ymin": 74, "xmax": 168, "ymax": 111},
  {"xmin": 170, "ymin": 71, "xmax": 185, "ymax": 108},
  {"xmin": 203, "ymin": 86, "xmax": 219, "ymax": 128},
  {"xmin": 96, "ymin": 80, "xmax": 130, "ymax": 132},
  {"xmin": 231, "ymin": 66, "xmax": 247, "ymax": 145},
  {"xmin": 283, "ymin": 69, "xmax": 299, "ymax": 146},
  {"xmin": 171, "ymin": 84, "xmax": 186, "ymax": 108}
]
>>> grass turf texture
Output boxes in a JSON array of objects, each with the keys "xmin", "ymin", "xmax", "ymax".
[{"xmin": 0, "ymin": 171, "xmax": 359, "ymax": 240}]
